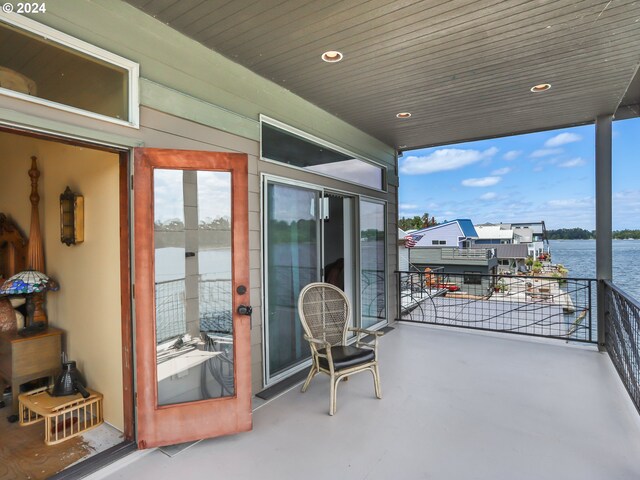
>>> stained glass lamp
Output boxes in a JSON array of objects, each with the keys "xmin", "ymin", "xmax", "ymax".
[{"xmin": 0, "ymin": 270, "xmax": 59, "ymax": 334}]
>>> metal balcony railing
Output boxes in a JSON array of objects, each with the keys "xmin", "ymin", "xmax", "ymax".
[
  {"xmin": 440, "ymin": 247, "xmax": 496, "ymax": 260},
  {"xmin": 604, "ymin": 280, "xmax": 640, "ymax": 414},
  {"xmin": 361, "ymin": 268, "xmax": 387, "ymax": 322},
  {"xmin": 155, "ymin": 277, "xmax": 232, "ymax": 342},
  {"xmin": 396, "ymin": 270, "xmax": 596, "ymax": 343}
]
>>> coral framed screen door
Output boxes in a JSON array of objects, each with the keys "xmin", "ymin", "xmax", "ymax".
[{"xmin": 134, "ymin": 148, "xmax": 251, "ymax": 448}]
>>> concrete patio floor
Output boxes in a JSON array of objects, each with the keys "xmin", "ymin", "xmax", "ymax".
[{"xmin": 95, "ymin": 323, "xmax": 640, "ymax": 480}]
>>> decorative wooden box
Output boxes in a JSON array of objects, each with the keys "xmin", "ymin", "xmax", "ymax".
[{"xmin": 0, "ymin": 327, "xmax": 62, "ymax": 413}]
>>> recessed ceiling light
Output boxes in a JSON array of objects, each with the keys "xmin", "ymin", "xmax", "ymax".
[
  {"xmin": 530, "ymin": 83, "xmax": 551, "ymax": 92},
  {"xmin": 396, "ymin": 112, "xmax": 412, "ymax": 118},
  {"xmin": 321, "ymin": 51, "xmax": 343, "ymax": 63}
]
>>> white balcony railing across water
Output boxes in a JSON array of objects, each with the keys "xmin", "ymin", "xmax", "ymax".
[{"xmin": 440, "ymin": 247, "xmax": 496, "ymax": 260}]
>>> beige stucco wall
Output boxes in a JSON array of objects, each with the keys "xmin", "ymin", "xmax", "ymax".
[{"xmin": 0, "ymin": 131, "xmax": 123, "ymax": 431}]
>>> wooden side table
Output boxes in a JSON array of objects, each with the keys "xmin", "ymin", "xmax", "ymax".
[
  {"xmin": 19, "ymin": 386, "xmax": 104, "ymax": 445},
  {"xmin": 0, "ymin": 327, "xmax": 62, "ymax": 414}
]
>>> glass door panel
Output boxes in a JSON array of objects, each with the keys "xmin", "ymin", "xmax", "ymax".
[
  {"xmin": 322, "ymin": 193, "xmax": 356, "ymax": 328},
  {"xmin": 264, "ymin": 181, "xmax": 388, "ymax": 381},
  {"xmin": 266, "ymin": 182, "xmax": 320, "ymax": 378},
  {"xmin": 154, "ymin": 169, "xmax": 234, "ymax": 406},
  {"xmin": 360, "ymin": 200, "xmax": 386, "ymax": 328},
  {"xmin": 135, "ymin": 148, "xmax": 251, "ymax": 449}
]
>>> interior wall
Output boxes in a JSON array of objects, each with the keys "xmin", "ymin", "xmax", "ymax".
[{"xmin": 0, "ymin": 131, "xmax": 124, "ymax": 431}]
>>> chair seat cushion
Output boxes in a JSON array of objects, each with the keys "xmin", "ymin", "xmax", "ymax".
[{"xmin": 318, "ymin": 345, "xmax": 375, "ymax": 371}]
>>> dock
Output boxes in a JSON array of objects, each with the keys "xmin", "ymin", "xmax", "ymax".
[{"xmin": 491, "ymin": 276, "xmax": 576, "ymax": 313}]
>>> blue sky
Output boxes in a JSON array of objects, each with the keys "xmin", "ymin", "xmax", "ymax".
[{"xmin": 398, "ymin": 118, "xmax": 640, "ymax": 230}]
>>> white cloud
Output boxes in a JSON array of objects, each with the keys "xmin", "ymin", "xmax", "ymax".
[
  {"xmin": 544, "ymin": 132, "xmax": 582, "ymax": 147},
  {"xmin": 491, "ymin": 167, "xmax": 511, "ymax": 175},
  {"xmin": 399, "ymin": 211, "xmax": 421, "ymax": 218},
  {"xmin": 613, "ymin": 190, "xmax": 640, "ymax": 229},
  {"xmin": 479, "ymin": 192, "xmax": 497, "ymax": 200},
  {"xmin": 400, "ymin": 147, "xmax": 498, "ymax": 175},
  {"xmin": 530, "ymin": 148, "xmax": 563, "ymax": 158},
  {"xmin": 399, "ymin": 203, "xmax": 418, "ymax": 210},
  {"xmin": 545, "ymin": 197, "xmax": 594, "ymax": 209},
  {"xmin": 503, "ymin": 150, "xmax": 522, "ymax": 161},
  {"xmin": 461, "ymin": 176, "xmax": 502, "ymax": 187},
  {"xmin": 614, "ymin": 190, "xmax": 640, "ymax": 201},
  {"xmin": 308, "ymin": 159, "xmax": 381, "ymax": 187},
  {"xmin": 558, "ymin": 157, "xmax": 586, "ymax": 168},
  {"xmin": 540, "ymin": 197, "xmax": 595, "ymax": 228},
  {"xmin": 155, "ymin": 170, "xmax": 232, "ymax": 223}
]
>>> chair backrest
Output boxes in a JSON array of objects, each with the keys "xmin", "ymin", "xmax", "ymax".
[{"xmin": 298, "ymin": 282, "xmax": 350, "ymax": 346}]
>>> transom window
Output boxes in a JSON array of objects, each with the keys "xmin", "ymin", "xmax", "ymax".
[
  {"xmin": 261, "ymin": 119, "xmax": 385, "ymax": 191},
  {"xmin": 0, "ymin": 15, "xmax": 139, "ymax": 127}
]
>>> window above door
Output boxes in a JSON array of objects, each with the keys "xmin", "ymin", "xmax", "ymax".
[
  {"xmin": 0, "ymin": 14, "xmax": 139, "ymax": 127},
  {"xmin": 260, "ymin": 116, "xmax": 386, "ymax": 191}
]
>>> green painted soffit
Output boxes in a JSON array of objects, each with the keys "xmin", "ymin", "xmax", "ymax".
[{"xmin": 18, "ymin": 0, "xmax": 395, "ymax": 168}]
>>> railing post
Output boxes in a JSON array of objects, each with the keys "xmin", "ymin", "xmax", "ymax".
[
  {"xmin": 396, "ymin": 271, "xmax": 401, "ymax": 322},
  {"xmin": 596, "ymin": 114, "xmax": 613, "ymax": 351}
]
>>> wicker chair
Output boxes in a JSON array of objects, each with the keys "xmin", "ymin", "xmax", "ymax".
[{"xmin": 298, "ymin": 282, "xmax": 382, "ymax": 415}]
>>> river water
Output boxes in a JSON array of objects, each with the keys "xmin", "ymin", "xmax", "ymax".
[{"xmin": 550, "ymin": 239, "xmax": 640, "ymax": 301}]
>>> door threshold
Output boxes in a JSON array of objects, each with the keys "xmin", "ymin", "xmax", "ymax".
[
  {"xmin": 50, "ymin": 441, "xmax": 143, "ymax": 480},
  {"xmin": 255, "ymin": 369, "xmax": 309, "ymax": 401}
]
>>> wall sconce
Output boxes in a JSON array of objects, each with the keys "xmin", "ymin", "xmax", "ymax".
[{"xmin": 60, "ymin": 186, "xmax": 84, "ymax": 246}]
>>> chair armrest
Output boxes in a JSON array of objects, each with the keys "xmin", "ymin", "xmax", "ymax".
[
  {"xmin": 303, "ymin": 334, "xmax": 331, "ymax": 348},
  {"xmin": 348, "ymin": 328, "xmax": 382, "ymax": 352},
  {"xmin": 303, "ymin": 335, "xmax": 332, "ymax": 358},
  {"xmin": 348, "ymin": 327, "xmax": 383, "ymax": 337}
]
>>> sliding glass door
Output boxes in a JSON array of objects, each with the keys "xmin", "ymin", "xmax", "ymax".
[
  {"xmin": 360, "ymin": 199, "xmax": 386, "ymax": 329},
  {"xmin": 266, "ymin": 182, "xmax": 320, "ymax": 379},
  {"xmin": 264, "ymin": 179, "xmax": 386, "ymax": 382},
  {"xmin": 322, "ymin": 193, "xmax": 356, "ymax": 320}
]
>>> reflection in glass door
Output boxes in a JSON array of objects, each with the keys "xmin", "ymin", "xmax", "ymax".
[
  {"xmin": 266, "ymin": 182, "xmax": 320, "ymax": 378},
  {"xmin": 265, "ymin": 180, "xmax": 386, "ymax": 382},
  {"xmin": 154, "ymin": 169, "xmax": 234, "ymax": 405},
  {"xmin": 322, "ymin": 193, "xmax": 356, "ymax": 325},
  {"xmin": 360, "ymin": 199, "xmax": 386, "ymax": 329}
]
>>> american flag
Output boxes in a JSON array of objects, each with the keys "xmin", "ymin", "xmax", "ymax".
[{"xmin": 404, "ymin": 234, "xmax": 423, "ymax": 248}]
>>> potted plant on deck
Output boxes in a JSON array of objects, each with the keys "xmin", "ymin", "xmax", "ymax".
[
  {"xmin": 532, "ymin": 261, "xmax": 543, "ymax": 275},
  {"xmin": 525, "ymin": 256, "xmax": 534, "ymax": 272},
  {"xmin": 494, "ymin": 280, "xmax": 509, "ymax": 293}
]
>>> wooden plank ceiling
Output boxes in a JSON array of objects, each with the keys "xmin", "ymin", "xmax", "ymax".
[{"xmin": 125, "ymin": 0, "xmax": 640, "ymax": 150}]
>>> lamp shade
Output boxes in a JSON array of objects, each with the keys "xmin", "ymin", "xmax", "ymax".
[{"xmin": 0, "ymin": 270, "xmax": 59, "ymax": 295}]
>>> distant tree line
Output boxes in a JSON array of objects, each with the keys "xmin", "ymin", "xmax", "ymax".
[
  {"xmin": 398, "ymin": 213, "xmax": 438, "ymax": 231},
  {"xmin": 547, "ymin": 228, "xmax": 595, "ymax": 239},
  {"xmin": 612, "ymin": 230, "xmax": 640, "ymax": 239},
  {"xmin": 361, "ymin": 228, "xmax": 385, "ymax": 241},
  {"xmin": 268, "ymin": 219, "xmax": 316, "ymax": 243},
  {"xmin": 154, "ymin": 217, "xmax": 230, "ymax": 231},
  {"xmin": 154, "ymin": 217, "xmax": 231, "ymax": 248},
  {"xmin": 546, "ymin": 228, "xmax": 640, "ymax": 239}
]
